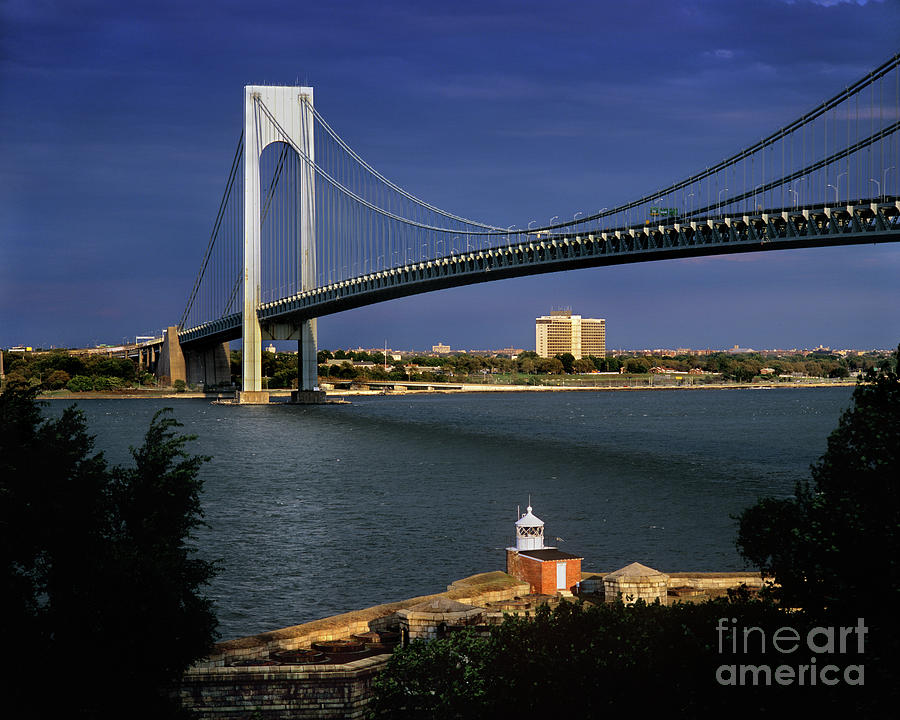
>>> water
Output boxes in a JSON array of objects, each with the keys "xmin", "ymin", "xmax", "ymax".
[{"xmin": 41, "ymin": 387, "xmax": 853, "ymax": 640}]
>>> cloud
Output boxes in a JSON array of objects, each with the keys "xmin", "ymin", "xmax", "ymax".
[{"xmin": 704, "ymin": 49, "xmax": 735, "ymax": 60}]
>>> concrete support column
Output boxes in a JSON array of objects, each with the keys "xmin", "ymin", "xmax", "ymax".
[
  {"xmin": 158, "ymin": 326, "xmax": 186, "ymax": 385},
  {"xmin": 241, "ymin": 87, "xmax": 264, "ymax": 395},
  {"xmin": 185, "ymin": 342, "xmax": 231, "ymax": 388},
  {"xmin": 298, "ymin": 92, "xmax": 317, "ymax": 391},
  {"xmin": 298, "ymin": 319, "xmax": 318, "ymax": 391}
]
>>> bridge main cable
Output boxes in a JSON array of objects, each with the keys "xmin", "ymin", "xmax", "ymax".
[
  {"xmin": 675, "ymin": 119, "xmax": 900, "ymax": 222},
  {"xmin": 255, "ymin": 98, "xmax": 510, "ymax": 236},
  {"xmin": 180, "ymin": 131, "xmax": 244, "ymax": 329},
  {"xmin": 573, "ymin": 51, "xmax": 900, "ymax": 229},
  {"xmin": 309, "ymin": 104, "xmax": 505, "ymax": 231}
]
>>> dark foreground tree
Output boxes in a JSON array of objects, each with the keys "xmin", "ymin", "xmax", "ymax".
[
  {"xmin": 371, "ymin": 598, "xmax": 879, "ymax": 718},
  {"xmin": 736, "ymin": 345, "xmax": 899, "ymax": 615},
  {"xmin": 0, "ymin": 382, "xmax": 217, "ymax": 718},
  {"xmin": 736, "ymin": 345, "xmax": 899, "ymax": 709}
]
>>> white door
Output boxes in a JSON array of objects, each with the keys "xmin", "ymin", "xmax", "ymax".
[{"xmin": 556, "ymin": 562, "xmax": 567, "ymax": 590}]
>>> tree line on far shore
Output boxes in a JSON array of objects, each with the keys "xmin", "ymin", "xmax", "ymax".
[
  {"xmin": 2, "ymin": 346, "xmax": 888, "ymax": 393},
  {"xmin": 245, "ymin": 347, "xmax": 887, "ymax": 388},
  {"xmin": 1, "ymin": 350, "xmax": 155, "ymax": 391}
]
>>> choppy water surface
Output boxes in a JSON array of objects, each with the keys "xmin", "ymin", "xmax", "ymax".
[{"xmin": 43, "ymin": 387, "xmax": 853, "ymax": 640}]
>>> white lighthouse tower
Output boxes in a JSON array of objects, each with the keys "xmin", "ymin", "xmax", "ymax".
[
  {"xmin": 514, "ymin": 505, "xmax": 545, "ymax": 551},
  {"xmin": 506, "ymin": 502, "xmax": 583, "ymax": 596}
]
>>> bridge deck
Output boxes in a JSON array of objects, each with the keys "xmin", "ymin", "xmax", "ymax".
[{"xmin": 179, "ymin": 200, "xmax": 900, "ymax": 346}]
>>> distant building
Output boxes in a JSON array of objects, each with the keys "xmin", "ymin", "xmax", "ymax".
[
  {"xmin": 535, "ymin": 309, "xmax": 605, "ymax": 360},
  {"xmin": 432, "ymin": 343, "xmax": 451, "ymax": 354}
]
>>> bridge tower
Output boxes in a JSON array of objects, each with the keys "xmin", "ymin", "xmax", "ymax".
[{"xmin": 239, "ymin": 85, "xmax": 317, "ymax": 404}]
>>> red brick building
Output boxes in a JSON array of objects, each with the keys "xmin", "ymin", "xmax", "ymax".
[{"xmin": 505, "ymin": 505, "xmax": 582, "ymax": 595}]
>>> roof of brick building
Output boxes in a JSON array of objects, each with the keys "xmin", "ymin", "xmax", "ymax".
[{"xmin": 518, "ymin": 548, "xmax": 583, "ymax": 561}]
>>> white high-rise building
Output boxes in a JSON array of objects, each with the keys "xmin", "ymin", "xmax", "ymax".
[{"xmin": 535, "ymin": 309, "xmax": 606, "ymax": 359}]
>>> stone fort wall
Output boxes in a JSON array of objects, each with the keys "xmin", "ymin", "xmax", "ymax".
[{"xmin": 178, "ymin": 569, "xmax": 765, "ymax": 718}]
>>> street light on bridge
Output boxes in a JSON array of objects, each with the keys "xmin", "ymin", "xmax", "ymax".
[
  {"xmin": 795, "ymin": 176, "xmax": 807, "ymax": 209},
  {"xmin": 787, "ymin": 187, "xmax": 798, "ymax": 209},
  {"xmin": 835, "ymin": 171, "xmax": 847, "ymax": 205},
  {"xmin": 883, "ymin": 166, "xmax": 896, "ymax": 201},
  {"xmin": 869, "ymin": 178, "xmax": 880, "ymax": 202}
]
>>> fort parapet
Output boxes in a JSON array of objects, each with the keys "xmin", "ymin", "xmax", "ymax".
[{"xmin": 178, "ymin": 568, "xmax": 764, "ymax": 719}]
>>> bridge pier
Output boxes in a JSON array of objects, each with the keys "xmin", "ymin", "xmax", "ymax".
[
  {"xmin": 291, "ymin": 318, "xmax": 325, "ymax": 403},
  {"xmin": 158, "ymin": 326, "xmax": 231, "ymax": 390},
  {"xmin": 298, "ymin": 318, "xmax": 318, "ymax": 392},
  {"xmin": 158, "ymin": 326, "xmax": 186, "ymax": 386},
  {"xmin": 235, "ymin": 390, "xmax": 270, "ymax": 404},
  {"xmin": 185, "ymin": 342, "xmax": 231, "ymax": 388},
  {"xmin": 256, "ymin": 317, "xmax": 322, "ymax": 402},
  {"xmin": 137, "ymin": 346, "xmax": 158, "ymax": 376}
]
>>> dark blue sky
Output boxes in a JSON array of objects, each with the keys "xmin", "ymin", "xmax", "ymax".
[{"xmin": 1, "ymin": 0, "xmax": 898, "ymax": 351}]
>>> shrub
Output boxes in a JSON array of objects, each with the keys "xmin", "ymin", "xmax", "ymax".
[
  {"xmin": 372, "ymin": 598, "xmax": 880, "ymax": 717},
  {"xmin": 45, "ymin": 370, "xmax": 71, "ymax": 389},
  {"xmin": 92, "ymin": 375, "xmax": 126, "ymax": 391},
  {"xmin": 67, "ymin": 374, "xmax": 94, "ymax": 392}
]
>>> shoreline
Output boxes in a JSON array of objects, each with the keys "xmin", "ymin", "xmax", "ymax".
[
  {"xmin": 34, "ymin": 380, "xmax": 857, "ymax": 401},
  {"xmin": 327, "ymin": 380, "xmax": 855, "ymax": 396}
]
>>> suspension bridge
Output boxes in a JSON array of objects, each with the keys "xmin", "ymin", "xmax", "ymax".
[{"xmin": 160, "ymin": 53, "xmax": 900, "ymax": 403}]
